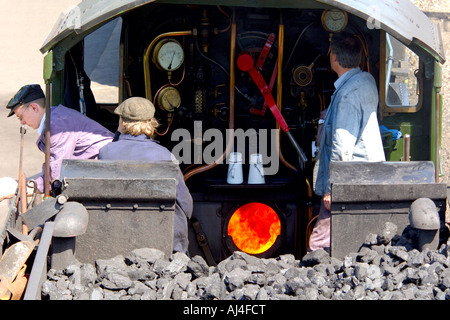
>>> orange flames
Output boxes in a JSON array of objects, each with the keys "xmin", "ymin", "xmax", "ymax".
[{"xmin": 227, "ymin": 202, "xmax": 281, "ymax": 254}]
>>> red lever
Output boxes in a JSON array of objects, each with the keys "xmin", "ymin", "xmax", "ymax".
[
  {"xmin": 237, "ymin": 53, "xmax": 289, "ymax": 133},
  {"xmin": 237, "ymin": 52, "xmax": 308, "ymax": 164},
  {"xmin": 255, "ymin": 33, "xmax": 275, "ymax": 71}
]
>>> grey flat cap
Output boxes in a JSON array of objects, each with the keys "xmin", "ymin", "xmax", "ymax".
[{"xmin": 114, "ymin": 97, "xmax": 155, "ymax": 121}]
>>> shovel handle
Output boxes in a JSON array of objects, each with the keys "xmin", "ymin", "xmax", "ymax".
[{"xmin": 19, "ymin": 173, "xmax": 29, "ymax": 235}]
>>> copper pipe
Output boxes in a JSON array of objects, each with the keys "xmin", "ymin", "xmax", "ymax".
[
  {"xmin": 217, "ymin": 6, "xmax": 231, "ymax": 33},
  {"xmin": 297, "ymin": 177, "xmax": 313, "ymax": 256},
  {"xmin": 305, "ymin": 215, "xmax": 318, "ymax": 250},
  {"xmin": 305, "ymin": 177, "xmax": 313, "ymax": 198},
  {"xmin": 184, "ymin": 10, "xmax": 236, "ymax": 182},
  {"xmin": 305, "ymin": 177, "xmax": 313, "ymax": 250},
  {"xmin": 143, "ymin": 30, "xmax": 193, "ymax": 101},
  {"xmin": 276, "ymin": 16, "xmax": 297, "ymax": 172}
]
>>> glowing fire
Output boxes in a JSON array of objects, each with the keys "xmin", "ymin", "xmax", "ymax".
[{"xmin": 227, "ymin": 203, "xmax": 281, "ymax": 254}]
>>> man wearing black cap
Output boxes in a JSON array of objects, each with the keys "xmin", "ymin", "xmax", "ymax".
[
  {"xmin": 6, "ymin": 84, "xmax": 114, "ymax": 193},
  {"xmin": 98, "ymin": 97, "xmax": 193, "ymax": 254}
]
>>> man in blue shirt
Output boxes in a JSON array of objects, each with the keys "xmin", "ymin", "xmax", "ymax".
[
  {"xmin": 98, "ymin": 97, "xmax": 193, "ymax": 253},
  {"xmin": 309, "ymin": 32, "xmax": 385, "ymax": 253}
]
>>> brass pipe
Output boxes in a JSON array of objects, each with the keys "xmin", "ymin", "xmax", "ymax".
[
  {"xmin": 304, "ymin": 177, "xmax": 313, "ymax": 253},
  {"xmin": 305, "ymin": 215, "xmax": 318, "ymax": 250},
  {"xmin": 276, "ymin": 15, "xmax": 297, "ymax": 172},
  {"xmin": 184, "ymin": 10, "xmax": 236, "ymax": 182},
  {"xmin": 305, "ymin": 177, "xmax": 313, "ymax": 198},
  {"xmin": 296, "ymin": 177, "xmax": 314, "ymax": 256},
  {"xmin": 143, "ymin": 30, "xmax": 193, "ymax": 101}
]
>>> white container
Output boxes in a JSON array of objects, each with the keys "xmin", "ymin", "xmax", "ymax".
[
  {"xmin": 248, "ymin": 153, "xmax": 265, "ymax": 184},
  {"xmin": 227, "ymin": 152, "xmax": 244, "ymax": 184}
]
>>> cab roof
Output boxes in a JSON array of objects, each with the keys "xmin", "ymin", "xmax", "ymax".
[{"xmin": 40, "ymin": 0, "xmax": 445, "ymax": 63}]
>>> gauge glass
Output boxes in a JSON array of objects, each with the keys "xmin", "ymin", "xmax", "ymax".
[
  {"xmin": 321, "ymin": 10, "xmax": 348, "ymax": 33},
  {"xmin": 156, "ymin": 40, "xmax": 184, "ymax": 72}
]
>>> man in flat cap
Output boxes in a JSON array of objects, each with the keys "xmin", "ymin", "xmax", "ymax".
[
  {"xmin": 98, "ymin": 97, "xmax": 193, "ymax": 253},
  {"xmin": 6, "ymin": 84, "xmax": 114, "ymax": 193}
]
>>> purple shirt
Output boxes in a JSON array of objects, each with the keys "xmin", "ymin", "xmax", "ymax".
[{"xmin": 35, "ymin": 105, "xmax": 114, "ymax": 192}]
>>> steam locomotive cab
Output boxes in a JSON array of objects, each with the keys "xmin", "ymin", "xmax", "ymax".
[
  {"xmin": 112, "ymin": 5, "xmax": 363, "ymax": 261},
  {"xmin": 39, "ymin": 1, "xmax": 446, "ymax": 264}
]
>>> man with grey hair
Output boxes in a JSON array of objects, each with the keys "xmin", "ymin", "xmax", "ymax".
[
  {"xmin": 98, "ymin": 97, "xmax": 193, "ymax": 254},
  {"xmin": 309, "ymin": 32, "xmax": 385, "ymax": 253}
]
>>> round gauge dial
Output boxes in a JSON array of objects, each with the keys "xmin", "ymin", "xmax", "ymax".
[
  {"xmin": 321, "ymin": 9, "xmax": 348, "ymax": 33},
  {"xmin": 154, "ymin": 39, "xmax": 184, "ymax": 72},
  {"xmin": 157, "ymin": 86, "xmax": 181, "ymax": 112}
]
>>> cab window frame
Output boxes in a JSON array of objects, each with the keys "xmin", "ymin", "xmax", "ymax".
[{"xmin": 379, "ymin": 31, "xmax": 424, "ymax": 116}]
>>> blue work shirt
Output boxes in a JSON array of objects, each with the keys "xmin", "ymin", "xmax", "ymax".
[
  {"xmin": 314, "ymin": 68, "xmax": 385, "ymax": 196},
  {"xmin": 98, "ymin": 133, "xmax": 193, "ymax": 253}
]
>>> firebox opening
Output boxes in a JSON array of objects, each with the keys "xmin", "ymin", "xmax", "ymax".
[{"xmin": 227, "ymin": 202, "xmax": 281, "ymax": 255}]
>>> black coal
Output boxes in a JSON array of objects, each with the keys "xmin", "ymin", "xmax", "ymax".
[{"xmin": 41, "ymin": 222, "xmax": 450, "ymax": 300}]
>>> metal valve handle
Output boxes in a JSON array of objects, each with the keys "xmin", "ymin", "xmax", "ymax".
[{"xmin": 237, "ymin": 53, "xmax": 308, "ymax": 164}]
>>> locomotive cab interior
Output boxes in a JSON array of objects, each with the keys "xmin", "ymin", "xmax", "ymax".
[{"xmin": 40, "ymin": 1, "xmax": 446, "ymax": 264}]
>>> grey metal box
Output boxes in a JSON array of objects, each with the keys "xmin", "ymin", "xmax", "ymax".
[
  {"xmin": 329, "ymin": 161, "xmax": 447, "ymax": 259},
  {"xmin": 60, "ymin": 159, "xmax": 178, "ymax": 263}
]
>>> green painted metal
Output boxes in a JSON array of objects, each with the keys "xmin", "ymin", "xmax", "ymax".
[{"xmin": 43, "ymin": 51, "xmax": 53, "ymax": 83}]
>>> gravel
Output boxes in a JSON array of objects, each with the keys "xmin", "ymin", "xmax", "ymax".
[{"xmin": 41, "ymin": 222, "xmax": 450, "ymax": 300}]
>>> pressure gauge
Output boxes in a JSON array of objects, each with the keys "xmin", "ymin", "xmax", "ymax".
[
  {"xmin": 321, "ymin": 9, "xmax": 348, "ymax": 33},
  {"xmin": 157, "ymin": 86, "xmax": 181, "ymax": 112},
  {"xmin": 153, "ymin": 39, "xmax": 185, "ymax": 72}
]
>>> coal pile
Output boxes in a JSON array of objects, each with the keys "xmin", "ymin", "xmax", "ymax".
[{"xmin": 41, "ymin": 222, "xmax": 450, "ymax": 300}]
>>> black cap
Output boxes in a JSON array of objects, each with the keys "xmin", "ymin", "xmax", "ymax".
[{"xmin": 6, "ymin": 84, "xmax": 45, "ymax": 117}]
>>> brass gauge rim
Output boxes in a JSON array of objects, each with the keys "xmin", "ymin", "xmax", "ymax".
[
  {"xmin": 321, "ymin": 9, "xmax": 348, "ymax": 33},
  {"xmin": 152, "ymin": 39, "xmax": 185, "ymax": 72},
  {"xmin": 293, "ymin": 65, "xmax": 313, "ymax": 87},
  {"xmin": 157, "ymin": 86, "xmax": 182, "ymax": 112}
]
